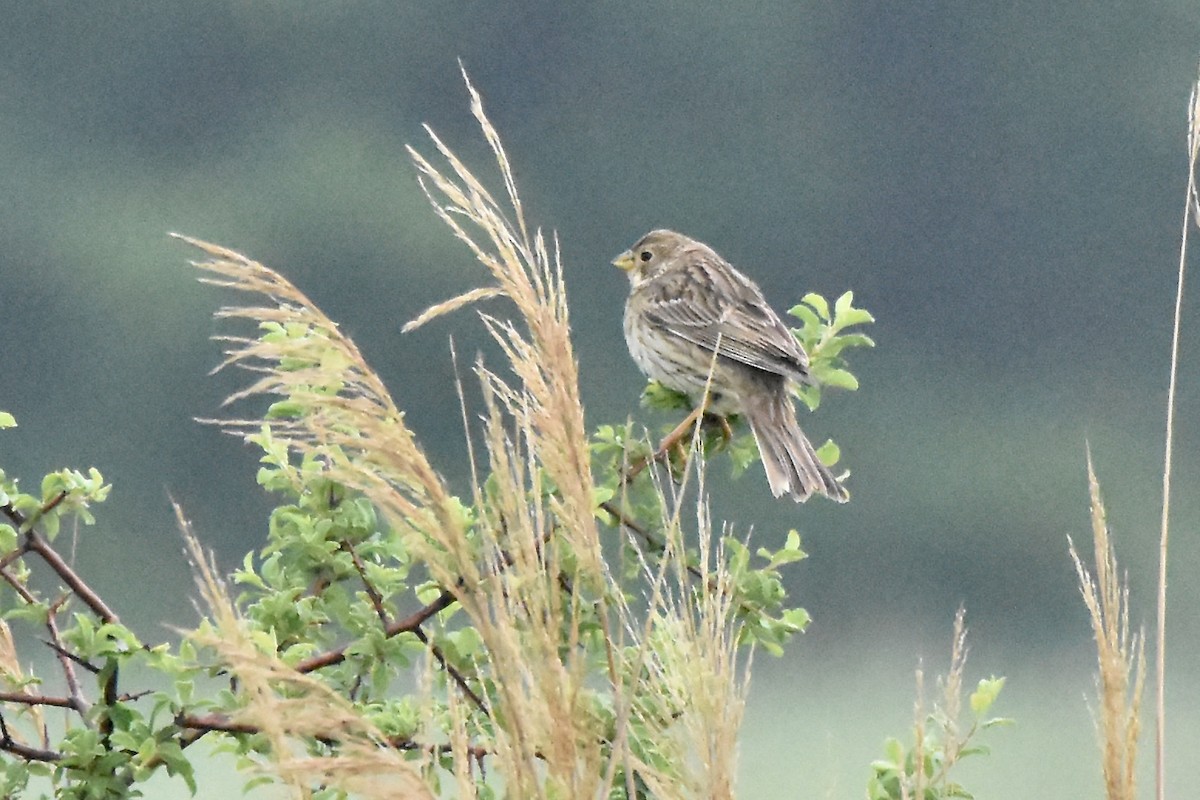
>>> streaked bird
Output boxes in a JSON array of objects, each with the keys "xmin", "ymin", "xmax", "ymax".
[{"xmin": 613, "ymin": 229, "xmax": 848, "ymax": 503}]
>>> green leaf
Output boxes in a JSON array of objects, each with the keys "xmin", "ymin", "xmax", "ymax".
[
  {"xmin": 969, "ymin": 676, "xmax": 1006, "ymax": 716},
  {"xmin": 833, "ymin": 291, "xmax": 876, "ymax": 324},
  {"xmin": 641, "ymin": 381, "xmax": 692, "ymax": 412},
  {"xmin": 981, "ymin": 716, "xmax": 1016, "ymax": 729},
  {"xmin": 40, "ymin": 512, "xmax": 60, "ymax": 540},
  {"xmin": 833, "ymin": 290, "xmax": 855, "ymax": 318},
  {"xmin": 785, "ymin": 529, "xmax": 802, "ymax": 551},
  {"xmin": 958, "ymin": 744, "xmax": 992, "ymax": 758},
  {"xmin": 800, "ymin": 292, "xmax": 831, "ymax": 321},
  {"xmin": 794, "ymin": 384, "xmax": 821, "ymax": 411},
  {"xmin": 155, "ymin": 740, "xmax": 196, "ymax": 793},
  {"xmin": 592, "ymin": 484, "xmax": 615, "ymax": 507},
  {"xmin": 816, "ymin": 333, "xmax": 876, "ymax": 360},
  {"xmin": 817, "ymin": 367, "xmax": 860, "ymax": 391},
  {"xmin": 727, "ymin": 433, "xmax": 761, "ymax": 477},
  {"xmin": 815, "ymin": 439, "xmax": 841, "ymax": 467},
  {"xmin": 266, "ymin": 399, "xmax": 306, "ymax": 419},
  {"xmin": 781, "ymin": 606, "xmax": 811, "ymax": 631},
  {"xmin": 787, "ymin": 303, "xmax": 822, "ymax": 337},
  {"xmin": 835, "ymin": 332, "xmax": 876, "ymax": 350},
  {"xmin": 835, "ymin": 306, "xmax": 876, "ymax": 329}
]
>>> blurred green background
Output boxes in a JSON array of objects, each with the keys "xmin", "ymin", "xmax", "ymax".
[{"xmin": 3, "ymin": 2, "xmax": 1200, "ymax": 796}]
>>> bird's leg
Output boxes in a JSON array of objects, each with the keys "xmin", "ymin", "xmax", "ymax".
[{"xmin": 700, "ymin": 411, "xmax": 734, "ymax": 445}]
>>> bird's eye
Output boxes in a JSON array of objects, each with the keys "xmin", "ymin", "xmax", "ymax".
[{"xmin": 639, "ymin": 251, "xmax": 653, "ymax": 262}]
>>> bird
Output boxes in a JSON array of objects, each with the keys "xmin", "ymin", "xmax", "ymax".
[{"xmin": 613, "ymin": 229, "xmax": 848, "ymax": 503}]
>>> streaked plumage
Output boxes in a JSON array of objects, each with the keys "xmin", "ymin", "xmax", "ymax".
[{"xmin": 613, "ymin": 229, "xmax": 848, "ymax": 503}]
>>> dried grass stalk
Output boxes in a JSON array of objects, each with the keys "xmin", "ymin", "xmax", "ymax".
[
  {"xmin": 176, "ymin": 69, "xmax": 753, "ymax": 798},
  {"xmin": 1069, "ymin": 453, "xmax": 1145, "ymax": 800}
]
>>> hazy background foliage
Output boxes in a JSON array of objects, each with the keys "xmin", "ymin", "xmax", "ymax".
[{"xmin": 2, "ymin": 3, "xmax": 1199, "ymax": 796}]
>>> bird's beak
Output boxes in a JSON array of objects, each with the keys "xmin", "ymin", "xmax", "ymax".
[{"xmin": 612, "ymin": 250, "xmax": 637, "ymax": 271}]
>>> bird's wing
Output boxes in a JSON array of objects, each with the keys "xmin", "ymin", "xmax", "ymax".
[{"xmin": 642, "ymin": 259, "xmax": 811, "ymax": 382}]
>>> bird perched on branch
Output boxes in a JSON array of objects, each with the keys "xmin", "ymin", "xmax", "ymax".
[{"xmin": 613, "ymin": 229, "xmax": 848, "ymax": 503}]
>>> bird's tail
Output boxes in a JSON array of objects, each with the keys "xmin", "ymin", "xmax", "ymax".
[{"xmin": 743, "ymin": 391, "xmax": 849, "ymax": 503}]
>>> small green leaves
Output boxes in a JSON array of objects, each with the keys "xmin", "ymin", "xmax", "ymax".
[
  {"xmin": 868, "ymin": 623, "xmax": 1007, "ymax": 800},
  {"xmin": 969, "ymin": 676, "xmax": 1006, "ymax": 717},
  {"xmin": 756, "ymin": 529, "xmax": 808, "ymax": 569},
  {"xmin": 788, "ymin": 290, "xmax": 875, "ymax": 411},
  {"xmin": 834, "ymin": 290, "xmax": 876, "ymax": 328},
  {"xmin": 725, "ymin": 432, "xmax": 760, "ymax": 477},
  {"xmin": 798, "ymin": 292, "xmax": 830, "ymax": 322},
  {"xmin": 818, "ymin": 367, "xmax": 859, "ymax": 391},
  {"xmin": 815, "ymin": 439, "xmax": 841, "ymax": 467},
  {"xmin": 724, "ymin": 534, "xmax": 811, "ymax": 656},
  {"xmin": 0, "ymin": 252, "xmax": 876, "ymax": 797},
  {"xmin": 621, "ymin": 292, "xmax": 873, "ymax": 490},
  {"xmin": 640, "ymin": 381, "xmax": 693, "ymax": 412}
]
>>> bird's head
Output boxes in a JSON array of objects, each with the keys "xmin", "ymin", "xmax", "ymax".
[{"xmin": 612, "ymin": 229, "xmax": 695, "ymax": 287}]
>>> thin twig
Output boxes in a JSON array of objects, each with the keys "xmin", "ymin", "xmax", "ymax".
[
  {"xmin": 40, "ymin": 638, "xmax": 100, "ymax": 675},
  {"xmin": 0, "ymin": 543, "xmax": 30, "ymax": 572},
  {"xmin": 337, "ymin": 538, "xmax": 486, "ymax": 712},
  {"xmin": 0, "ymin": 565, "xmax": 36, "ymax": 605},
  {"xmin": 0, "ymin": 500, "xmax": 121, "ymax": 625},
  {"xmin": 47, "ymin": 594, "xmax": 91, "ymax": 717},
  {"xmin": 340, "ymin": 540, "xmax": 391, "ymax": 627},
  {"xmin": 410, "ymin": 626, "xmax": 488, "ymax": 714}
]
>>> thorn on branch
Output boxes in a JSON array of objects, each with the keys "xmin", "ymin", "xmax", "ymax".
[
  {"xmin": 0, "ymin": 712, "xmax": 63, "ymax": 763},
  {"xmin": 40, "ymin": 639, "xmax": 100, "ymax": 675}
]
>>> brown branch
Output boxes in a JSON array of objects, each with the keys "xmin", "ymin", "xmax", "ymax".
[
  {"xmin": 600, "ymin": 499, "xmax": 706, "ymax": 585},
  {"xmin": 335, "ymin": 541, "xmax": 491, "ymax": 713},
  {"xmin": 177, "ymin": 712, "xmax": 260, "ymax": 735},
  {"xmin": 40, "ymin": 491, "xmax": 69, "ymax": 515},
  {"xmin": 23, "ymin": 530, "xmax": 119, "ymax": 624},
  {"xmin": 177, "ymin": 711, "xmax": 491, "ymax": 760},
  {"xmin": 0, "ymin": 692, "xmax": 76, "ymax": 709},
  {"xmin": 410, "ymin": 626, "xmax": 488, "ymax": 714},
  {"xmin": 98, "ymin": 662, "xmax": 118, "ymax": 743},
  {"xmin": 340, "ymin": 540, "xmax": 390, "ymax": 627},
  {"xmin": 0, "ymin": 713, "xmax": 62, "ymax": 763},
  {"xmin": 385, "ymin": 735, "xmax": 492, "ymax": 762},
  {"xmin": 40, "ymin": 638, "xmax": 99, "ymax": 675},
  {"xmin": 296, "ymin": 585, "xmax": 458, "ymax": 673},
  {"xmin": 0, "ymin": 543, "xmax": 30, "ymax": 573},
  {"xmin": 1, "ymin": 500, "xmax": 120, "ymax": 624},
  {"xmin": 293, "ymin": 574, "xmax": 487, "ymax": 714},
  {"xmin": 0, "ymin": 565, "xmax": 36, "ymax": 605},
  {"xmin": 46, "ymin": 594, "xmax": 92, "ymax": 719}
]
